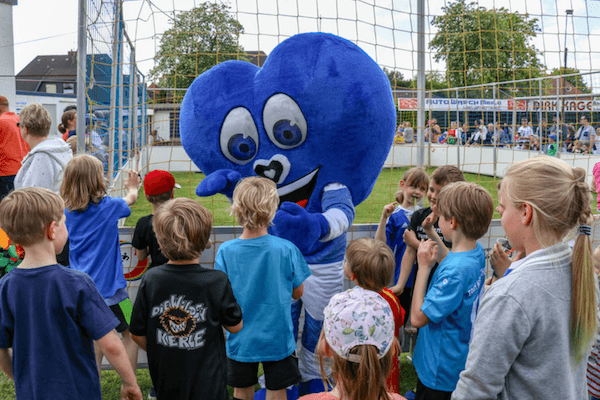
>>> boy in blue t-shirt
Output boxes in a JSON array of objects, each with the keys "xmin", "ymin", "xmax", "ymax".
[
  {"xmin": 215, "ymin": 177, "xmax": 311, "ymax": 400},
  {"xmin": 0, "ymin": 187, "xmax": 141, "ymax": 400},
  {"xmin": 410, "ymin": 182, "xmax": 494, "ymax": 400}
]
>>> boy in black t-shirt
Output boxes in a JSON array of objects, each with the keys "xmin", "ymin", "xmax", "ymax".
[
  {"xmin": 132, "ymin": 170, "xmax": 182, "ymax": 269},
  {"xmin": 130, "ymin": 198, "xmax": 243, "ymax": 400},
  {"xmin": 390, "ymin": 165, "xmax": 465, "ymax": 320}
]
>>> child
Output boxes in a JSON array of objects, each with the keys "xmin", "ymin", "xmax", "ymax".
[
  {"xmin": 453, "ymin": 156, "xmax": 596, "ymax": 399},
  {"xmin": 0, "ymin": 187, "xmax": 142, "ymax": 399},
  {"xmin": 573, "ymin": 140, "xmax": 584, "ymax": 153},
  {"xmin": 132, "ymin": 170, "xmax": 181, "ymax": 269},
  {"xmin": 60, "ymin": 154, "xmax": 141, "ymax": 376},
  {"xmin": 344, "ymin": 238, "xmax": 405, "ymax": 394},
  {"xmin": 215, "ymin": 176, "xmax": 311, "ymax": 400},
  {"xmin": 14, "ymin": 103, "xmax": 72, "ymax": 193},
  {"xmin": 411, "ymin": 181, "xmax": 493, "ymax": 399},
  {"xmin": 546, "ymin": 134, "xmax": 558, "ymax": 156},
  {"xmin": 300, "ymin": 286, "xmax": 406, "ymax": 400},
  {"xmin": 391, "ymin": 166, "xmax": 465, "ymax": 315},
  {"xmin": 129, "ymin": 198, "xmax": 243, "ymax": 399},
  {"xmin": 375, "ymin": 167, "xmax": 428, "ymax": 323},
  {"xmin": 588, "ymin": 246, "xmax": 600, "ymax": 400}
]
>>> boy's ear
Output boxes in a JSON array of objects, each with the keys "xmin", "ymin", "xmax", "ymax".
[
  {"xmin": 205, "ymin": 239, "xmax": 212, "ymax": 250},
  {"xmin": 46, "ymin": 221, "xmax": 57, "ymax": 240},
  {"xmin": 398, "ymin": 179, "xmax": 405, "ymax": 189}
]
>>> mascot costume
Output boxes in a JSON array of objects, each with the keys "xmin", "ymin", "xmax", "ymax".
[{"xmin": 180, "ymin": 32, "xmax": 395, "ymax": 394}]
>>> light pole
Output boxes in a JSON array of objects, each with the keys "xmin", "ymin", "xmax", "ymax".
[{"xmin": 564, "ymin": 9, "xmax": 573, "ymax": 70}]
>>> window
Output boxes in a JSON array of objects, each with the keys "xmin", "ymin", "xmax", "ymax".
[
  {"xmin": 63, "ymin": 83, "xmax": 75, "ymax": 94},
  {"xmin": 45, "ymin": 84, "xmax": 57, "ymax": 94}
]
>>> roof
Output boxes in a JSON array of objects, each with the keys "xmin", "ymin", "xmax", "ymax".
[
  {"xmin": 244, "ymin": 50, "xmax": 268, "ymax": 67},
  {"xmin": 16, "ymin": 53, "xmax": 77, "ymax": 91}
]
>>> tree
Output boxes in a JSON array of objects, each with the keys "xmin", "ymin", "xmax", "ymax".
[
  {"xmin": 150, "ymin": 3, "xmax": 246, "ymax": 93},
  {"xmin": 382, "ymin": 67, "xmax": 412, "ymax": 88},
  {"xmin": 429, "ymin": 0, "xmax": 545, "ymax": 89},
  {"xmin": 549, "ymin": 67, "xmax": 592, "ymax": 94}
]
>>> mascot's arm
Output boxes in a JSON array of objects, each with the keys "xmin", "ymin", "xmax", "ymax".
[
  {"xmin": 195, "ymin": 169, "xmax": 242, "ymax": 199},
  {"xmin": 271, "ymin": 183, "xmax": 355, "ymax": 253},
  {"xmin": 319, "ymin": 183, "xmax": 355, "ymax": 242}
]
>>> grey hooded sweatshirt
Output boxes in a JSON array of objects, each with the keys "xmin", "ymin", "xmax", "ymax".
[
  {"xmin": 452, "ymin": 242, "xmax": 589, "ymax": 400},
  {"xmin": 14, "ymin": 137, "xmax": 73, "ymax": 193}
]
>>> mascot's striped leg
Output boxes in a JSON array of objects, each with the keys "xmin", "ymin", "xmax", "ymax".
[{"xmin": 293, "ymin": 261, "xmax": 344, "ymax": 395}]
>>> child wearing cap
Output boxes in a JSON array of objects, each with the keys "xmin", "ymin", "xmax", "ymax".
[
  {"xmin": 132, "ymin": 170, "xmax": 181, "ymax": 269},
  {"xmin": 343, "ymin": 237, "xmax": 404, "ymax": 394},
  {"xmin": 300, "ymin": 286, "xmax": 406, "ymax": 400},
  {"xmin": 547, "ymin": 134, "xmax": 557, "ymax": 156},
  {"xmin": 215, "ymin": 177, "xmax": 311, "ymax": 400}
]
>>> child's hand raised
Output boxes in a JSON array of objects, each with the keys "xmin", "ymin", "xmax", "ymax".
[
  {"xmin": 124, "ymin": 170, "xmax": 141, "ymax": 191},
  {"xmin": 422, "ymin": 208, "xmax": 437, "ymax": 232},
  {"xmin": 381, "ymin": 202, "xmax": 397, "ymax": 219},
  {"xmin": 417, "ymin": 239, "xmax": 438, "ymax": 270}
]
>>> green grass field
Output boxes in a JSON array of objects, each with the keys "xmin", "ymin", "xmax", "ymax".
[
  {"xmin": 0, "ymin": 355, "xmax": 418, "ymax": 399},
  {"xmin": 126, "ymin": 167, "xmax": 504, "ymax": 227}
]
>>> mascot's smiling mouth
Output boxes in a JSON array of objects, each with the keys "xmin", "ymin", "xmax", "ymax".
[{"xmin": 277, "ymin": 167, "xmax": 320, "ymax": 208}]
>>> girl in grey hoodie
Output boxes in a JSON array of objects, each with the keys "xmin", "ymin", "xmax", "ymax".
[{"xmin": 453, "ymin": 156, "xmax": 596, "ymax": 400}]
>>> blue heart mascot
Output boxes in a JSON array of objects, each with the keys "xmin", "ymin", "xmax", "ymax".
[{"xmin": 180, "ymin": 32, "xmax": 395, "ymax": 395}]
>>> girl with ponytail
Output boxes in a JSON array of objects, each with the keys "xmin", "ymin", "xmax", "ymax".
[{"xmin": 453, "ymin": 155, "xmax": 596, "ymax": 399}]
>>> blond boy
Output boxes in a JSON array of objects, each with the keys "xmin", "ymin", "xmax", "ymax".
[
  {"xmin": 411, "ymin": 182, "xmax": 494, "ymax": 399},
  {"xmin": 130, "ymin": 198, "xmax": 242, "ymax": 400},
  {"xmin": 0, "ymin": 187, "xmax": 141, "ymax": 400},
  {"xmin": 215, "ymin": 177, "xmax": 311, "ymax": 400}
]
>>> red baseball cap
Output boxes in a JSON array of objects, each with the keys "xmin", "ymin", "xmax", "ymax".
[{"xmin": 143, "ymin": 170, "xmax": 180, "ymax": 196}]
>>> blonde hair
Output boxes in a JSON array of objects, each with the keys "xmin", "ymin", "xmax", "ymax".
[
  {"xmin": 346, "ymin": 238, "xmax": 394, "ymax": 291},
  {"xmin": 19, "ymin": 103, "xmax": 52, "ymax": 137},
  {"xmin": 436, "ymin": 182, "xmax": 494, "ymax": 240},
  {"xmin": 60, "ymin": 155, "xmax": 107, "ymax": 212},
  {"xmin": 503, "ymin": 155, "xmax": 595, "ymax": 361},
  {"xmin": 317, "ymin": 330, "xmax": 398, "ymax": 400},
  {"xmin": 153, "ymin": 198, "xmax": 212, "ymax": 261},
  {"xmin": 230, "ymin": 177, "xmax": 278, "ymax": 231},
  {"xmin": 394, "ymin": 167, "xmax": 429, "ymax": 205},
  {"xmin": 430, "ymin": 165, "xmax": 465, "ymax": 186},
  {"xmin": 0, "ymin": 187, "xmax": 64, "ymax": 246},
  {"xmin": 58, "ymin": 110, "xmax": 76, "ymax": 134}
]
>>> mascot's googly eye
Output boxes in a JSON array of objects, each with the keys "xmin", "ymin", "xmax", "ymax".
[
  {"xmin": 220, "ymin": 107, "xmax": 259, "ymax": 165},
  {"xmin": 263, "ymin": 94, "xmax": 307, "ymax": 150}
]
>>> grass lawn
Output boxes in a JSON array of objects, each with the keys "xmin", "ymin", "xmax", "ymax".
[
  {"xmin": 0, "ymin": 355, "xmax": 417, "ymax": 399},
  {"xmin": 126, "ymin": 168, "xmax": 504, "ymax": 227}
]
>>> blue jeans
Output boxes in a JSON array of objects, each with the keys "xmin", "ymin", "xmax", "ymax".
[{"xmin": 591, "ymin": 395, "xmax": 600, "ymax": 400}]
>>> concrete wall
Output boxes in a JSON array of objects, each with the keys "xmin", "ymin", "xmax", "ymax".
[{"xmin": 0, "ymin": 2, "xmax": 16, "ymax": 108}]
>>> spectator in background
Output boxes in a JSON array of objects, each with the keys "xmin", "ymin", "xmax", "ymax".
[
  {"xmin": 576, "ymin": 115, "xmax": 595, "ymax": 150},
  {"xmin": 403, "ymin": 121, "xmax": 414, "ymax": 144},
  {"xmin": 516, "ymin": 118, "xmax": 533, "ymax": 149},
  {"xmin": 467, "ymin": 119, "xmax": 488, "ymax": 146},
  {"xmin": 536, "ymin": 119, "xmax": 549, "ymax": 150},
  {"xmin": 550, "ymin": 115, "xmax": 569, "ymax": 144},
  {"xmin": 0, "ymin": 96, "xmax": 29, "ymax": 200},
  {"xmin": 58, "ymin": 110, "xmax": 77, "ymax": 142},
  {"xmin": 14, "ymin": 104, "xmax": 72, "ymax": 194},
  {"xmin": 502, "ymin": 122, "xmax": 514, "ymax": 146}
]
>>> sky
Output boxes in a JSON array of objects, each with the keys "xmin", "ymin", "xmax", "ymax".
[{"xmin": 10, "ymin": 0, "xmax": 600, "ymax": 88}]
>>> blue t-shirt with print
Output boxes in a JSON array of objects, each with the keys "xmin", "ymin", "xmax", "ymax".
[
  {"xmin": 413, "ymin": 243, "xmax": 486, "ymax": 392},
  {"xmin": 215, "ymin": 234, "xmax": 311, "ymax": 362},
  {"xmin": 0, "ymin": 265, "xmax": 119, "ymax": 399},
  {"xmin": 66, "ymin": 196, "xmax": 130, "ymax": 300}
]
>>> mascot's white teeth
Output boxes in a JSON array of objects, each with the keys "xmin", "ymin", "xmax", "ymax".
[{"xmin": 277, "ymin": 167, "xmax": 319, "ymax": 197}]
